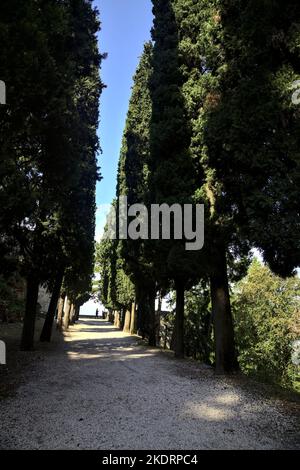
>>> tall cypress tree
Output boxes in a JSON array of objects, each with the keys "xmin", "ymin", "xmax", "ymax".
[
  {"xmin": 150, "ymin": 0, "xmax": 205, "ymax": 357},
  {"xmin": 116, "ymin": 43, "xmax": 159, "ymax": 345},
  {"xmin": 169, "ymin": 0, "xmax": 242, "ymax": 372},
  {"xmin": 0, "ymin": 0, "xmax": 104, "ymax": 349},
  {"xmin": 40, "ymin": 0, "xmax": 104, "ymax": 341}
]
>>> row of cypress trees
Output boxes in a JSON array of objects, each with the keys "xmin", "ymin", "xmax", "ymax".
[
  {"xmin": 98, "ymin": 0, "xmax": 300, "ymax": 374},
  {"xmin": 0, "ymin": 0, "xmax": 104, "ymax": 349}
]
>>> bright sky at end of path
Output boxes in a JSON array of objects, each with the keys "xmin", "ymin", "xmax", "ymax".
[{"xmin": 95, "ymin": 0, "xmax": 154, "ymax": 241}]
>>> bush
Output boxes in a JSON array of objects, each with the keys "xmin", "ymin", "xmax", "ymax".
[
  {"xmin": 0, "ymin": 274, "xmax": 25, "ymax": 322},
  {"xmin": 164, "ymin": 283, "xmax": 213, "ymax": 364},
  {"xmin": 184, "ymin": 283, "xmax": 213, "ymax": 364},
  {"xmin": 232, "ymin": 259, "xmax": 300, "ymax": 391}
]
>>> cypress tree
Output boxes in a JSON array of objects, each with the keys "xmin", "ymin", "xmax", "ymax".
[
  {"xmin": 0, "ymin": 1, "xmax": 104, "ymax": 349},
  {"xmin": 150, "ymin": 0, "xmax": 205, "ymax": 357},
  {"xmin": 116, "ymin": 43, "xmax": 159, "ymax": 345}
]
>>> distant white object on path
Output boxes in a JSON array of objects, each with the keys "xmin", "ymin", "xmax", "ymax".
[{"xmin": 80, "ymin": 299, "xmax": 104, "ymax": 316}]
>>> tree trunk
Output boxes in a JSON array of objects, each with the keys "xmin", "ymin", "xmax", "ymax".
[
  {"xmin": 108, "ymin": 309, "xmax": 114, "ymax": 323},
  {"xmin": 148, "ymin": 287, "xmax": 157, "ymax": 347},
  {"xmin": 129, "ymin": 302, "xmax": 137, "ymax": 335},
  {"xmin": 63, "ymin": 297, "xmax": 72, "ymax": 330},
  {"xmin": 137, "ymin": 294, "xmax": 146, "ymax": 339},
  {"xmin": 56, "ymin": 295, "xmax": 65, "ymax": 330},
  {"xmin": 120, "ymin": 309, "xmax": 126, "ymax": 330},
  {"xmin": 69, "ymin": 304, "xmax": 75, "ymax": 325},
  {"xmin": 20, "ymin": 273, "xmax": 40, "ymax": 351},
  {"xmin": 156, "ymin": 292, "xmax": 162, "ymax": 346},
  {"xmin": 74, "ymin": 305, "xmax": 80, "ymax": 322},
  {"xmin": 210, "ymin": 246, "xmax": 239, "ymax": 374},
  {"xmin": 123, "ymin": 308, "xmax": 131, "ymax": 333},
  {"xmin": 174, "ymin": 280, "xmax": 185, "ymax": 358},
  {"xmin": 114, "ymin": 311, "xmax": 121, "ymax": 329},
  {"xmin": 163, "ymin": 325, "xmax": 168, "ymax": 350},
  {"xmin": 40, "ymin": 272, "xmax": 64, "ymax": 342},
  {"xmin": 170, "ymin": 327, "xmax": 176, "ymax": 352}
]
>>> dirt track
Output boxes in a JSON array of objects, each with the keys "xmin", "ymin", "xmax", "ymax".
[{"xmin": 0, "ymin": 319, "xmax": 299, "ymax": 450}]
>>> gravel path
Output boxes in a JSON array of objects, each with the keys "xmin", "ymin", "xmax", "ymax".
[{"xmin": 0, "ymin": 319, "xmax": 299, "ymax": 450}]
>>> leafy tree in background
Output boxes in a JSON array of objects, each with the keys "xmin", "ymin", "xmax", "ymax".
[
  {"xmin": 233, "ymin": 259, "xmax": 300, "ymax": 390},
  {"xmin": 183, "ymin": 281, "xmax": 213, "ymax": 364}
]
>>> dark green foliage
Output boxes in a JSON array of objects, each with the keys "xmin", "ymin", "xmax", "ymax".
[
  {"xmin": 97, "ymin": 234, "xmax": 135, "ymax": 315},
  {"xmin": 0, "ymin": 274, "xmax": 25, "ymax": 322},
  {"xmin": 116, "ymin": 43, "xmax": 158, "ymax": 342},
  {"xmin": 150, "ymin": 0, "xmax": 199, "ymax": 275},
  {"xmin": 117, "ymin": 43, "xmax": 155, "ymax": 291},
  {"xmin": 197, "ymin": 0, "xmax": 300, "ymax": 277},
  {"xmin": 0, "ymin": 0, "xmax": 104, "ymax": 348},
  {"xmin": 149, "ymin": 0, "xmax": 207, "ymax": 357},
  {"xmin": 184, "ymin": 283, "xmax": 213, "ymax": 364}
]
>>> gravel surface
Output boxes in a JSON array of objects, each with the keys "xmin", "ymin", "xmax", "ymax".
[{"xmin": 0, "ymin": 319, "xmax": 299, "ymax": 450}]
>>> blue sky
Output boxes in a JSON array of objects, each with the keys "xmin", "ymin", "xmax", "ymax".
[{"xmin": 94, "ymin": 0, "xmax": 153, "ymax": 240}]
